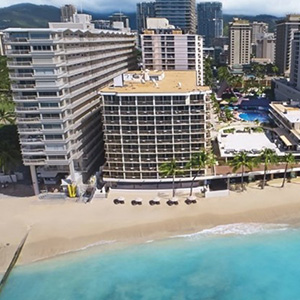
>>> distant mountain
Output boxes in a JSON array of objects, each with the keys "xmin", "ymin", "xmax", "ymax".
[
  {"xmin": 0, "ymin": 3, "xmax": 60, "ymax": 29},
  {"xmin": 223, "ymin": 14, "xmax": 281, "ymax": 32},
  {"xmin": 0, "ymin": 3, "xmax": 281, "ymax": 32}
]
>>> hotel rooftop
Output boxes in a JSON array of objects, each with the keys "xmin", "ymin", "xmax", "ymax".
[{"xmin": 101, "ymin": 70, "xmax": 209, "ymax": 94}]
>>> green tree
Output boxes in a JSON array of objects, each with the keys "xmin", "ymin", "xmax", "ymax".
[
  {"xmin": 229, "ymin": 151, "xmax": 254, "ymax": 191},
  {"xmin": 207, "ymin": 152, "xmax": 217, "ymax": 176},
  {"xmin": 217, "ymin": 66, "xmax": 231, "ymax": 82},
  {"xmin": 186, "ymin": 150, "xmax": 209, "ymax": 197},
  {"xmin": 204, "ymin": 57, "xmax": 213, "ymax": 87},
  {"xmin": 0, "ymin": 141, "xmax": 21, "ymax": 182},
  {"xmin": 259, "ymin": 149, "xmax": 279, "ymax": 189},
  {"xmin": 0, "ymin": 108, "xmax": 15, "ymax": 125},
  {"xmin": 281, "ymin": 153, "xmax": 296, "ymax": 188},
  {"xmin": 159, "ymin": 159, "xmax": 182, "ymax": 198},
  {"xmin": 224, "ymin": 107, "xmax": 233, "ymax": 122},
  {"xmin": 0, "ymin": 56, "xmax": 11, "ymax": 91}
]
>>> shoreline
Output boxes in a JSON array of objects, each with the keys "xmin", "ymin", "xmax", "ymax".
[{"xmin": 1, "ymin": 179, "xmax": 300, "ymax": 273}]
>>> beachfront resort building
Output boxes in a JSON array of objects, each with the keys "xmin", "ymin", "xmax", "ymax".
[
  {"xmin": 229, "ymin": 18, "xmax": 251, "ymax": 66},
  {"xmin": 275, "ymin": 14, "xmax": 300, "ymax": 76},
  {"xmin": 141, "ymin": 27, "xmax": 204, "ymax": 86},
  {"xmin": 4, "ymin": 14, "xmax": 136, "ymax": 194},
  {"xmin": 100, "ymin": 70, "xmax": 211, "ymax": 188}
]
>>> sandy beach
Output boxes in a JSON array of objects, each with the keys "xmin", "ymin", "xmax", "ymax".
[{"xmin": 1, "ymin": 179, "xmax": 300, "ymax": 273}]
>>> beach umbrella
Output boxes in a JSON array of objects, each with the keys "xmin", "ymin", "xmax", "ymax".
[
  {"xmin": 118, "ymin": 196, "xmax": 125, "ymax": 201},
  {"xmin": 153, "ymin": 196, "xmax": 161, "ymax": 202},
  {"xmin": 135, "ymin": 197, "xmax": 143, "ymax": 203}
]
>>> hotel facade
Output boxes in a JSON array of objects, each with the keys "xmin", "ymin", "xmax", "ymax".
[
  {"xmin": 100, "ymin": 70, "xmax": 211, "ymax": 187},
  {"xmin": 4, "ymin": 14, "xmax": 136, "ymax": 194}
]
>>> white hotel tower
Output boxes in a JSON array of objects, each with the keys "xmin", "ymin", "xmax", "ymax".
[{"xmin": 4, "ymin": 14, "xmax": 136, "ymax": 194}]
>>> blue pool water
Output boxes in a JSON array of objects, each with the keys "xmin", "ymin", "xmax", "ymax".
[
  {"xmin": 1, "ymin": 223, "xmax": 300, "ymax": 300},
  {"xmin": 239, "ymin": 111, "xmax": 270, "ymax": 123}
]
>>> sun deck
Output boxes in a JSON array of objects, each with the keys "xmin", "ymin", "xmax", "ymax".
[{"xmin": 101, "ymin": 70, "xmax": 210, "ymax": 94}]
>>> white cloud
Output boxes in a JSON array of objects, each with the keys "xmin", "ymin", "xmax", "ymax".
[{"xmin": 0, "ymin": 0, "xmax": 299, "ymax": 16}]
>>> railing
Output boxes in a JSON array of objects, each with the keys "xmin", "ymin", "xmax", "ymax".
[
  {"xmin": 10, "ymin": 73, "xmax": 33, "ymax": 78},
  {"xmin": 20, "ymin": 138, "xmax": 43, "ymax": 143},
  {"xmin": 16, "ymin": 107, "xmax": 38, "ymax": 111},
  {"xmin": 17, "ymin": 117, "xmax": 40, "ymax": 122},
  {"xmin": 7, "ymin": 50, "xmax": 30, "ymax": 54},
  {"xmin": 22, "ymin": 148, "xmax": 45, "ymax": 153},
  {"xmin": 7, "ymin": 61, "xmax": 32, "ymax": 66},
  {"xmin": 12, "ymin": 84, "xmax": 35, "ymax": 89},
  {"xmin": 18, "ymin": 128, "xmax": 41, "ymax": 133},
  {"xmin": 23, "ymin": 159, "xmax": 45, "ymax": 164},
  {"xmin": 14, "ymin": 96, "xmax": 36, "ymax": 100}
]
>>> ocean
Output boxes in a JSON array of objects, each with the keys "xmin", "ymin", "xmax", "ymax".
[{"xmin": 1, "ymin": 223, "xmax": 300, "ymax": 300}]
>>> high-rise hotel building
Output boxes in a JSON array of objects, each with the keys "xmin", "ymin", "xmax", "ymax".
[
  {"xmin": 275, "ymin": 14, "xmax": 300, "ymax": 75},
  {"xmin": 141, "ymin": 28, "xmax": 204, "ymax": 86},
  {"xmin": 4, "ymin": 14, "xmax": 136, "ymax": 194},
  {"xmin": 155, "ymin": 0, "xmax": 197, "ymax": 33},
  {"xmin": 100, "ymin": 70, "xmax": 211, "ymax": 187},
  {"xmin": 229, "ymin": 18, "xmax": 251, "ymax": 66},
  {"xmin": 197, "ymin": 2, "xmax": 223, "ymax": 47}
]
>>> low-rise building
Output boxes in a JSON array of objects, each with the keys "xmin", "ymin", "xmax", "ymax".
[
  {"xmin": 100, "ymin": 70, "xmax": 211, "ymax": 187},
  {"xmin": 269, "ymin": 102, "xmax": 300, "ymax": 152}
]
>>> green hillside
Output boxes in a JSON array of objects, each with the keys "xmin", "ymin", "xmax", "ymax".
[{"xmin": 0, "ymin": 3, "xmax": 60, "ymax": 29}]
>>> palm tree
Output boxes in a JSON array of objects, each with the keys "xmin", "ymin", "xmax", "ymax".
[
  {"xmin": 281, "ymin": 153, "xmax": 296, "ymax": 188},
  {"xmin": 229, "ymin": 151, "xmax": 254, "ymax": 191},
  {"xmin": 186, "ymin": 150, "xmax": 209, "ymax": 197},
  {"xmin": 0, "ymin": 108, "xmax": 14, "ymax": 125},
  {"xmin": 217, "ymin": 66, "xmax": 231, "ymax": 82},
  {"xmin": 159, "ymin": 159, "xmax": 182, "ymax": 198},
  {"xmin": 259, "ymin": 149, "xmax": 279, "ymax": 189},
  {"xmin": 0, "ymin": 141, "xmax": 20, "ymax": 182},
  {"xmin": 207, "ymin": 152, "xmax": 217, "ymax": 176}
]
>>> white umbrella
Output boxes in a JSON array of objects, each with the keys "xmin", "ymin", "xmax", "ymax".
[
  {"xmin": 153, "ymin": 196, "xmax": 161, "ymax": 202},
  {"xmin": 135, "ymin": 197, "xmax": 143, "ymax": 203},
  {"xmin": 118, "ymin": 196, "xmax": 125, "ymax": 201},
  {"xmin": 187, "ymin": 195, "xmax": 197, "ymax": 201}
]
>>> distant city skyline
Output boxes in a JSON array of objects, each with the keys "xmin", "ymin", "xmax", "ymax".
[{"xmin": 0, "ymin": 0, "xmax": 299, "ymax": 16}]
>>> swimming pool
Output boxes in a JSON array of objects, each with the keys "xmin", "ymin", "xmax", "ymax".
[{"xmin": 239, "ymin": 111, "xmax": 270, "ymax": 123}]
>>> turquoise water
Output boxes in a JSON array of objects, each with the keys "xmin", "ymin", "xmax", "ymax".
[
  {"xmin": 239, "ymin": 111, "xmax": 270, "ymax": 122},
  {"xmin": 1, "ymin": 223, "xmax": 300, "ymax": 300}
]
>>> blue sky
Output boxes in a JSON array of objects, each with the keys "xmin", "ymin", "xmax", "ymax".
[{"xmin": 0, "ymin": 0, "xmax": 298, "ymax": 16}]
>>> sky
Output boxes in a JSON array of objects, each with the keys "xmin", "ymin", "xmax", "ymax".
[{"xmin": 0, "ymin": 0, "xmax": 299, "ymax": 16}]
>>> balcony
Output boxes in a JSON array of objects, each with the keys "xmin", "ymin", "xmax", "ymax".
[
  {"xmin": 9, "ymin": 73, "xmax": 34, "ymax": 79},
  {"xmin": 18, "ymin": 128, "xmax": 42, "ymax": 133},
  {"xmin": 23, "ymin": 159, "xmax": 46, "ymax": 165},
  {"xmin": 8, "ymin": 61, "xmax": 32, "ymax": 67},
  {"xmin": 20, "ymin": 138, "xmax": 43, "ymax": 144},
  {"xmin": 12, "ymin": 84, "xmax": 35, "ymax": 90},
  {"xmin": 7, "ymin": 50, "xmax": 30, "ymax": 55},
  {"xmin": 22, "ymin": 147, "xmax": 45, "ymax": 154},
  {"xmin": 17, "ymin": 117, "xmax": 40, "ymax": 123},
  {"xmin": 14, "ymin": 96, "xmax": 37, "ymax": 101},
  {"xmin": 15, "ymin": 107, "xmax": 39, "ymax": 112}
]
